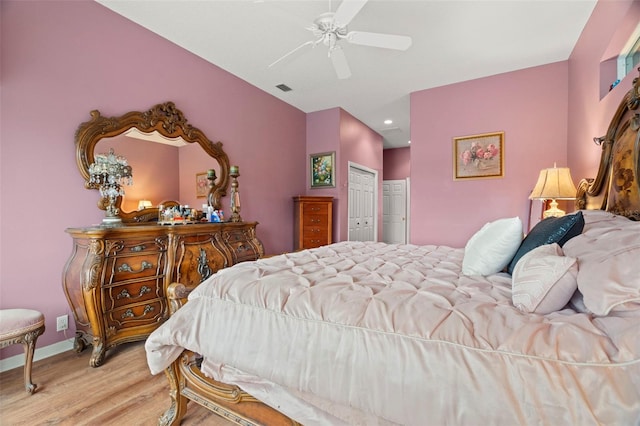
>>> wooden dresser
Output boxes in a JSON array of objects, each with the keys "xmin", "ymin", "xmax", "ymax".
[
  {"xmin": 293, "ymin": 196, "xmax": 333, "ymax": 250},
  {"xmin": 62, "ymin": 222, "xmax": 263, "ymax": 367}
]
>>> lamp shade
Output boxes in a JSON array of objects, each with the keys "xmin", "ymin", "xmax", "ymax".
[
  {"xmin": 138, "ymin": 199, "xmax": 152, "ymax": 210},
  {"xmin": 529, "ymin": 166, "xmax": 577, "ymax": 201}
]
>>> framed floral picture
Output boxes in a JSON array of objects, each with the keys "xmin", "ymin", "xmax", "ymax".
[
  {"xmin": 453, "ymin": 132, "xmax": 504, "ymax": 180},
  {"xmin": 195, "ymin": 172, "xmax": 209, "ymax": 198},
  {"xmin": 310, "ymin": 151, "xmax": 336, "ymax": 188}
]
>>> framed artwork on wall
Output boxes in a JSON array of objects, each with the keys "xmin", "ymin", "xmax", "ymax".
[
  {"xmin": 195, "ymin": 172, "xmax": 208, "ymax": 198},
  {"xmin": 453, "ymin": 131, "xmax": 505, "ymax": 180},
  {"xmin": 310, "ymin": 151, "xmax": 336, "ymax": 188}
]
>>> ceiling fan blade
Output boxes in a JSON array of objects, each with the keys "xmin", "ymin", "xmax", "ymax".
[
  {"xmin": 347, "ymin": 31, "xmax": 412, "ymax": 50},
  {"xmin": 330, "ymin": 47, "xmax": 351, "ymax": 79},
  {"xmin": 268, "ymin": 40, "xmax": 316, "ymax": 68},
  {"xmin": 333, "ymin": 0, "xmax": 368, "ymax": 27}
]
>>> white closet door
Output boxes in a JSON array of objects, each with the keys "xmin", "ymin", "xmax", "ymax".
[
  {"xmin": 383, "ymin": 179, "xmax": 407, "ymax": 244},
  {"xmin": 349, "ymin": 163, "xmax": 377, "ymax": 242}
]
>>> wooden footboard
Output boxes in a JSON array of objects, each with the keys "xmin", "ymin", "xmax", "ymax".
[{"xmin": 160, "ymin": 283, "xmax": 301, "ymax": 426}]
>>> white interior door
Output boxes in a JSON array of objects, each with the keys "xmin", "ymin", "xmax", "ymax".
[
  {"xmin": 348, "ymin": 163, "xmax": 377, "ymax": 242},
  {"xmin": 383, "ymin": 179, "xmax": 407, "ymax": 244}
]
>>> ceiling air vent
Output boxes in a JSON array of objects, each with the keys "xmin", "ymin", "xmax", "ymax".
[{"xmin": 276, "ymin": 84, "xmax": 292, "ymax": 92}]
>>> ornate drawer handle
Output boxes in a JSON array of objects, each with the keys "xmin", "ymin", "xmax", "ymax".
[
  {"xmin": 310, "ymin": 218, "xmax": 321, "ymax": 223},
  {"xmin": 118, "ymin": 261, "xmax": 153, "ymax": 273},
  {"xmin": 130, "ymin": 244, "xmax": 146, "ymax": 252},
  {"xmin": 116, "ymin": 286, "xmax": 152, "ymax": 299},
  {"xmin": 236, "ymin": 244, "xmax": 249, "ymax": 252},
  {"xmin": 310, "ymin": 207, "xmax": 320, "ymax": 211},
  {"xmin": 121, "ymin": 305, "xmax": 154, "ymax": 319}
]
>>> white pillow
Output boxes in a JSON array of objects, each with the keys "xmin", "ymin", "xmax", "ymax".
[
  {"xmin": 462, "ymin": 217, "xmax": 523, "ymax": 276},
  {"xmin": 511, "ymin": 243, "xmax": 578, "ymax": 314}
]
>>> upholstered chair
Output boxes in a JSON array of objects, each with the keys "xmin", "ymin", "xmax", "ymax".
[{"xmin": 0, "ymin": 309, "xmax": 45, "ymax": 394}]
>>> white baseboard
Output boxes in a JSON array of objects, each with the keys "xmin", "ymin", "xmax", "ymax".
[{"xmin": 0, "ymin": 338, "xmax": 75, "ymax": 373}]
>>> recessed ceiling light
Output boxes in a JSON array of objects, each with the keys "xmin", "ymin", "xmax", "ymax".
[
  {"xmin": 384, "ymin": 119, "xmax": 393, "ymax": 125},
  {"xmin": 408, "ymin": 140, "xmax": 411, "ymax": 144}
]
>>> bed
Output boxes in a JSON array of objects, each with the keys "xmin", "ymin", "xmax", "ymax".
[{"xmin": 145, "ymin": 71, "xmax": 640, "ymax": 425}]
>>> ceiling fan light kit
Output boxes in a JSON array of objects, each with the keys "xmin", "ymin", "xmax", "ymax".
[{"xmin": 268, "ymin": 0, "xmax": 412, "ymax": 79}]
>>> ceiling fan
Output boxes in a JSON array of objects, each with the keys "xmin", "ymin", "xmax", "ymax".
[{"xmin": 268, "ymin": 0, "xmax": 412, "ymax": 79}]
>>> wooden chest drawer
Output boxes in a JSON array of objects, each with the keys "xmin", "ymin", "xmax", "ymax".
[
  {"xmin": 106, "ymin": 298, "xmax": 166, "ymax": 329},
  {"xmin": 103, "ymin": 279, "xmax": 163, "ymax": 311},
  {"xmin": 302, "ymin": 203, "xmax": 329, "ymax": 216},
  {"xmin": 302, "ymin": 225, "xmax": 327, "ymax": 238},
  {"xmin": 303, "ymin": 213, "xmax": 328, "ymax": 227},
  {"xmin": 106, "ymin": 253, "xmax": 166, "ymax": 283},
  {"xmin": 104, "ymin": 237, "xmax": 167, "ymax": 256},
  {"xmin": 221, "ymin": 229, "xmax": 260, "ymax": 264},
  {"xmin": 103, "ymin": 237, "xmax": 167, "ymax": 283},
  {"xmin": 293, "ymin": 196, "xmax": 333, "ymax": 250},
  {"xmin": 302, "ymin": 236, "xmax": 326, "ymax": 249}
]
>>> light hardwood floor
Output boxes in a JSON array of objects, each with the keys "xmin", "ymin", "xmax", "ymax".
[{"xmin": 0, "ymin": 341, "xmax": 233, "ymax": 425}]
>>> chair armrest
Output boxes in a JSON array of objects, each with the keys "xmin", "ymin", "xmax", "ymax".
[{"xmin": 166, "ymin": 282, "xmax": 194, "ymax": 315}]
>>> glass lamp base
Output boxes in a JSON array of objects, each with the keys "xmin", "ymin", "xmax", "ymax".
[{"xmin": 542, "ymin": 199, "xmax": 565, "ymax": 218}]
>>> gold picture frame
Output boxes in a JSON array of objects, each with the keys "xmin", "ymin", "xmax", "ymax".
[
  {"xmin": 453, "ymin": 132, "xmax": 504, "ymax": 180},
  {"xmin": 310, "ymin": 151, "xmax": 336, "ymax": 188},
  {"xmin": 195, "ymin": 172, "xmax": 208, "ymax": 198}
]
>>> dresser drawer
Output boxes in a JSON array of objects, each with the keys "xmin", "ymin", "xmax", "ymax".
[
  {"xmin": 302, "ymin": 225, "xmax": 327, "ymax": 238},
  {"xmin": 106, "ymin": 252, "xmax": 166, "ymax": 283},
  {"xmin": 104, "ymin": 238, "xmax": 166, "ymax": 257},
  {"xmin": 303, "ymin": 214, "xmax": 328, "ymax": 226},
  {"xmin": 103, "ymin": 279, "xmax": 163, "ymax": 311},
  {"xmin": 302, "ymin": 203, "xmax": 329, "ymax": 215},
  {"xmin": 302, "ymin": 237, "xmax": 326, "ymax": 249},
  {"xmin": 223, "ymin": 229, "xmax": 260, "ymax": 263},
  {"xmin": 106, "ymin": 298, "xmax": 166, "ymax": 329}
]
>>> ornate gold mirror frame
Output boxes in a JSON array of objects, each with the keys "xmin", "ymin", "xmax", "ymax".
[{"xmin": 75, "ymin": 102, "xmax": 230, "ymax": 223}]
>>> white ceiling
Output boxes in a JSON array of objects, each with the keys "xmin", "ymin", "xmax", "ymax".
[{"xmin": 96, "ymin": 0, "xmax": 597, "ymax": 149}]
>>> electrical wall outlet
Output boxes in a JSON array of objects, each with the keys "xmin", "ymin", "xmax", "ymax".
[{"xmin": 56, "ymin": 315, "xmax": 68, "ymax": 332}]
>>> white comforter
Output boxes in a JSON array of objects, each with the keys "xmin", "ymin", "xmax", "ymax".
[{"xmin": 146, "ymin": 241, "xmax": 640, "ymax": 425}]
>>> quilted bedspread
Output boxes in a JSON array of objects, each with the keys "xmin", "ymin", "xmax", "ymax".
[{"xmin": 146, "ymin": 241, "xmax": 640, "ymax": 425}]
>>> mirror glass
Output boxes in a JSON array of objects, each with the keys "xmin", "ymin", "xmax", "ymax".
[
  {"xmin": 75, "ymin": 102, "xmax": 230, "ymax": 223},
  {"xmin": 95, "ymin": 130, "xmax": 222, "ymax": 213}
]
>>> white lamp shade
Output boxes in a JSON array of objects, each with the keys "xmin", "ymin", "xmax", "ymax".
[
  {"xmin": 138, "ymin": 199, "xmax": 152, "ymax": 210},
  {"xmin": 529, "ymin": 166, "xmax": 577, "ymax": 200}
]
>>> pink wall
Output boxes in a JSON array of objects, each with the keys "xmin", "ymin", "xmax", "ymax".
[
  {"xmin": 567, "ymin": 0, "xmax": 639, "ymax": 184},
  {"xmin": 306, "ymin": 108, "xmax": 341, "ymax": 242},
  {"xmin": 1, "ymin": 0, "xmax": 306, "ymax": 357},
  {"xmin": 305, "ymin": 108, "xmax": 384, "ymax": 242},
  {"xmin": 339, "ymin": 109, "xmax": 384, "ymax": 241},
  {"xmin": 383, "ymin": 147, "xmax": 411, "ymax": 180},
  {"xmin": 410, "ymin": 62, "xmax": 570, "ymax": 247}
]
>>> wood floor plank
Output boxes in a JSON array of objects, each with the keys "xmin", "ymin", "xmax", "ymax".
[{"xmin": 0, "ymin": 341, "xmax": 232, "ymax": 425}]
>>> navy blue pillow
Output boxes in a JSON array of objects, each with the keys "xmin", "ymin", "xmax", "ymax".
[{"xmin": 507, "ymin": 211, "xmax": 584, "ymax": 274}]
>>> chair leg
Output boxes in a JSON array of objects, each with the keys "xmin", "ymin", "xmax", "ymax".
[{"xmin": 21, "ymin": 326, "xmax": 44, "ymax": 394}]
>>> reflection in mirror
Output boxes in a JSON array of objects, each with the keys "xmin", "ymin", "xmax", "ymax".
[{"xmin": 75, "ymin": 102, "xmax": 230, "ymax": 223}]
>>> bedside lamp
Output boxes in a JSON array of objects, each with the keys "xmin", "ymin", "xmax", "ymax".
[{"xmin": 529, "ymin": 164, "xmax": 577, "ymax": 218}]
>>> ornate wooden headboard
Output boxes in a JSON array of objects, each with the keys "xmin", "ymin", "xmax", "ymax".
[{"xmin": 576, "ymin": 68, "xmax": 640, "ymax": 220}]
